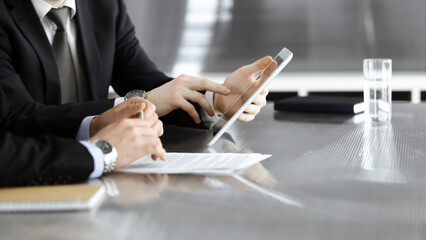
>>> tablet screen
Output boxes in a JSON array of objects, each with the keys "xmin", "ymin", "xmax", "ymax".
[{"xmin": 208, "ymin": 48, "xmax": 293, "ymax": 146}]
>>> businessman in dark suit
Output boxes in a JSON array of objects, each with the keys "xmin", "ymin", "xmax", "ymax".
[
  {"xmin": 0, "ymin": 85, "xmax": 166, "ymax": 187},
  {"xmin": 0, "ymin": 0, "xmax": 270, "ymax": 128}
]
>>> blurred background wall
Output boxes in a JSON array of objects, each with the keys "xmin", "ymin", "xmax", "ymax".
[{"xmin": 123, "ymin": 0, "xmax": 426, "ymax": 101}]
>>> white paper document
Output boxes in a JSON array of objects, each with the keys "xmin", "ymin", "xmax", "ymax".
[{"xmin": 118, "ymin": 153, "xmax": 272, "ymax": 174}]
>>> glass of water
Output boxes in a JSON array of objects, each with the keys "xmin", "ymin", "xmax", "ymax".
[{"xmin": 363, "ymin": 59, "xmax": 392, "ymax": 122}]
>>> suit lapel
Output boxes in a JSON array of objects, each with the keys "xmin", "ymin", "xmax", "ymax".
[
  {"xmin": 75, "ymin": 0, "xmax": 100, "ymax": 100},
  {"xmin": 6, "ymin": 0, "xmax": 62, "ymax": 104}
]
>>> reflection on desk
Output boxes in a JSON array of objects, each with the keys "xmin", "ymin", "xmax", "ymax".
[{"xmin": 105, "ymin": 163, "xmax": 277, "ymax": 206}]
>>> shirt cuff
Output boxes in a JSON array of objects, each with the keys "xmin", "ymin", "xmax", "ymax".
[
  {"xmin": 80, "ymin": 141, "xmax": 105, "ymax": 179},
  {"xmin": 201, "ymin": 91, "xmax": 220, "ymax": 129},
  {"xmin": 76, "ymin": 116, "xmax": 96, "ymax": 141},
  {"xmin": 114, "ymin": 97, "xmax": 125, "ymax": 106}
]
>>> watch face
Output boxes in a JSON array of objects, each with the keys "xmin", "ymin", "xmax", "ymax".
[
  {"xmin": 95, "ymin": 140, "xmax": 112, "ymax": 154},
  {"xmin": 125, "ymin": 90, "xmax": 147, "ymax": 100}
]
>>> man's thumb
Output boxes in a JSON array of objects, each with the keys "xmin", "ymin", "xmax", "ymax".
[{"xmin": 245, "ymin": 56, "xmax": 273, "ymax": 75}]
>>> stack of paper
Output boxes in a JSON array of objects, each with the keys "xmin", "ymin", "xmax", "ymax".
[{"xmin": 118, "ymin": 153, "xmax": 272, "ymax": 174}]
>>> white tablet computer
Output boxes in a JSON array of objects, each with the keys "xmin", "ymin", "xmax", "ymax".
[{"xmin": 208, "ymin": 47, "xmax": 293, "ymax": 147}]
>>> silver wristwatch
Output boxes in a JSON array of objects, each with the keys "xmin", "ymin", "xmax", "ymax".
[
  {"xmin": 90, "ymin": 138, "xmax": 118, "ymax": 173},
  {"xmin": 124, "ymin": 90, "xmax": 147, "ymax": 100}
]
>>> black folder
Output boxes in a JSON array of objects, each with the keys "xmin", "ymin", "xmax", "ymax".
[{"xmin": 274, "ymin": 96, "xmax": 364, "ymax": 114}]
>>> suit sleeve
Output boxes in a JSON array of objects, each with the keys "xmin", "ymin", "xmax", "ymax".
[
  {"xmin": 111, "ymin": 0, "xmax": 208, "ymax": 129},
  {"xmin": 5, "ymin": 115, "xmax": 84, "ymax": 139},
  {"xmin": 0, "ymin": 26, "xmax": 114, "ymax": 118},
  {"xmin": 111, "ymin": 0, "xmax": 172, "ymax": 96},
  {"xmin": 0, "ymin": 84, "xmax": 84, "ymax": 138},
  {"xmin": 0, "ymin": 131, "xmax": 94, "ymax": 187},
  {"xmin": 0, "ymin": 85, "xmax": 93, "ymax": 187}
]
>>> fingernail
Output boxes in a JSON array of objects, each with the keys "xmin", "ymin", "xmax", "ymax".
[{"xmin": 224, "ymin": 87, "xmax": 230, "ymax": 94}]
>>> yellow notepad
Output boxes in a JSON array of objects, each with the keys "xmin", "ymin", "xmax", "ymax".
[{"xmin": 0, "ymin": 184, "xmax": 105, "ymax": 212}]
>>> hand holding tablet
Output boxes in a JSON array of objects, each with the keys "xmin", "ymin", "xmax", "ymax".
[
  {"xmin": 208, "ymin": 47, "xmax": 293, "ymax": 146},
  {"xmin": 214, "ymin": 56, "xmax": 278, "ymax": 122}
]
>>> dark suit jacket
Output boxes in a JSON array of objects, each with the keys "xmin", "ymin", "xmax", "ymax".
[
  {"xmin": 0, "ymin": 0, "xmax": 201, "ymax": 128},
  {"xmin": 0, "ymin": 86, "xmax": 94, "ymax": 187}
]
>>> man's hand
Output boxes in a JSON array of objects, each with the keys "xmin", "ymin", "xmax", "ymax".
[
  {"xmin": 146, "ymin": 74, "xmax": 231, "ymax": 124},
  {"xmin": 214, "ymin": 56, "xmax": 276, "ymax": 122},
  {"xmin": 129, "ymin": 97, "xmax": 163, "ymax": 137},
  {"xmin": 90, "ymin": 97, "xmax": 163, "ymax": 137},
  {"xmin": 92, "ymin": 119, "xmax": 166, "ymax": 169}
]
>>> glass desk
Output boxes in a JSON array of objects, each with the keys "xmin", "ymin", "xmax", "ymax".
[{"xmin": 1, "ymin": 103, "xmax": 426, "ymax": 240}]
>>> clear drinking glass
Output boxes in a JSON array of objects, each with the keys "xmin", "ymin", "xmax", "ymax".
[{"xmin": 363, "ymin": 59, "xmax": 392, "ymax": 122}]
